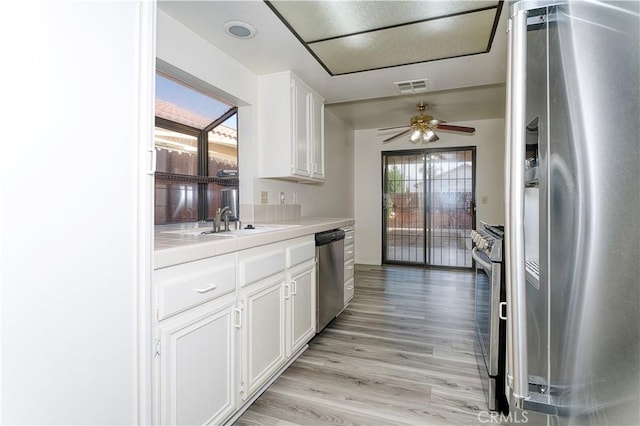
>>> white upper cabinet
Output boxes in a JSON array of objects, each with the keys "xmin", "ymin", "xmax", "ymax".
[
  {"xmin": 258, "ymin": 71, "xmax": 325, "ymax": 182},
  {"xmin": 309, "ymin": 92, "xmax": 325, "ymax": 180},
  {"xmin": 292, "ymin": 80, "xmax": 310, "ymax": 178}
]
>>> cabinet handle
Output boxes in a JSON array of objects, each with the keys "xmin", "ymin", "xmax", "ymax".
[
  {"xmin": 194, "ymin": 284, "xmax": 217, "ymax": 294},
  {"xmin": 284, "ymin": 283, "xmax": 291, "ymax": 299},
  {"xmin": 291, "ymin": 280, "xmax": 297, "ymax": 295},
  {"xmin": 346, "ymin": 250, "xmax": 354, "ymax": 255},
  {"xmin": 307, "ymin": 162, "xmax": 314, "ymax": 174},
  {"xmin": 234, "ymin": 307, "xmax": 242, "ymax": 329},
  {"xmin": 346, "ymin": 266, "xmax": 354, "ymax": 270}
]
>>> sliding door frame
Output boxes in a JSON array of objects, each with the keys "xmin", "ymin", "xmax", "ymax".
[{"xmin": 381, "ymin": 146, "xmax": 477, "ymax": 270}]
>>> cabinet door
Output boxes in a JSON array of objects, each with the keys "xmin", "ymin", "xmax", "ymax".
[
  {"xmin": 258, "ymin": 71, "xmax": 324, "ymax": 182},
  {"xmin": 310, "ymin": 93, "xmax": 325, "ymax": 180},
  {"xmin": 291, "ymin": 79, "xmax": 310, "ymax": 178},
  {"xmin": 157, "ymin": 296, "xmax": 236, "ymax": 426},
  {"xmin": 239, "ymin": 275, "xmax": 286, "ymax": 400},
  {"xmin": 286, "ymin": 261, "xmax": 316, "ymax": 356}
]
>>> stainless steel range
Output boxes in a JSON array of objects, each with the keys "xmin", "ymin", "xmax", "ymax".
[{"xmin": 471, "ymin": 223, "xmax": 508, "ymax": 414}]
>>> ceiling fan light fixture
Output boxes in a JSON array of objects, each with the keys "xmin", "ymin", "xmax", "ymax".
[
  {"xmin": 410, "ymin": 129, "xmax": 421, "ymax": 142},
  {"xmin": 379, "ymin": 102, "xmax": 476, "ymax": 144},
  {"xmin": 423, "ymin": 129, "xmax": 435, "ymax": 141}
]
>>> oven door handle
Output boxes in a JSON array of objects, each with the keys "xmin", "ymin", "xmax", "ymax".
[{"xmin": 471, "ymin": 247, "xmax": 493, "ymax": 271}]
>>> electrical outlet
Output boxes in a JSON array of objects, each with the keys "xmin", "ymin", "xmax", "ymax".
[
  {"xmin": 261, "ymin": 191, "xmax": 268, "ymax": 204},
  {"xmin": 481, "ymin": 196, "xmax": 488, "ymax": 205}
]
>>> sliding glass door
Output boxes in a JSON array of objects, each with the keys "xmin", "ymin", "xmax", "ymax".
[
  {"xmin": 383, "ymin": 151, "xmax": 425, "ymax": 263},
  {"xmin": 382, "ymin": 147, "xmax": 475, "ymax": 268}
]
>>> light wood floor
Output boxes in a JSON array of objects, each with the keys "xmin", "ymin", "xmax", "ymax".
[{"xmin": 234, "ymin": 264, "xmax": 486, "ymax": 425}]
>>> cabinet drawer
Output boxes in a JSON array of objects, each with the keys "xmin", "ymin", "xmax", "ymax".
[
  {"xmin": 287, "ymin": 239, "xmax": 315, "ymax": 268},
  {"xmin": 343, "ymin": 227, "xmax": 354, "ymax": 245},
  {"xmin": 155, "ymin": 254, "xmax": 236, "ymax": 320},
  {"xmin": 344, "ymin": 243, "xmax": 355, "ymax": 262},
  {"xmin": 239, "ymin": 249, "xmax": 286, "ymax": 287},
  {"xmin": 344, "ymin": 277, "xmax": 354, "ymax": 304},
  {"xmin": 344, "ymin": 258, "xmax": 355, "ymax": 281}
]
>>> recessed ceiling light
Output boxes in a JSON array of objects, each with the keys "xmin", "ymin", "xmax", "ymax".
[{"xmin": 223, "ymin": 21, "xmax": 257, "ymax": 39}]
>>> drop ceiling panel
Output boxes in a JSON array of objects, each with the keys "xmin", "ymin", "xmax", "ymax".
[
  {"xmin": 268, "ymin": 0, "xmax": 499, "ymax": 41},
  {"xmin": 157, "ymin": 0, "xmax": 509, "ymax": 124},
  {"xmin": 266, "ymin": 0, "xmax": 503, "ymax": 75},
  {"xmin": 309, "ymin": 9, "xmax": 497, "ymax": 75}
]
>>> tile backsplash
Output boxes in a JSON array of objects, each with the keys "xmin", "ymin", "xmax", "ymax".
[{"xmin": 240, "ymin": 204, "xmax": 301, "ymax": 222}]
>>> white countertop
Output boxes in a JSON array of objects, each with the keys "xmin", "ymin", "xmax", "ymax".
[{"xmin": 154, "ymin": 217, "xmax": 354, "ymax": 269}]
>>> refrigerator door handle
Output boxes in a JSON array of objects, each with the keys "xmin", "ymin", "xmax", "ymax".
[
  {"xmin": 506, "ymin": 8, "xmax": 530, "ymax": 409},
  {"xmin": 506, "ymin": 7, "xmax": 566, "ymax": 417},
  {"xmin": 499, "ymin": 302, "xmax": 507, "ymax": 321},
  {"xmin": 504, "ymin": 13, "xmax": 514, "ymax": 398}
]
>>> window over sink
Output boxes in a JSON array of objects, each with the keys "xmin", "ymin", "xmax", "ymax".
[{"xmin": 154, "ymin": 72, "xmax": 239, "ymax": 224}]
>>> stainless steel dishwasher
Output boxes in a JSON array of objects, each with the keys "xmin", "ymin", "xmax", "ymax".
[{"xmin": 315, "ymin": 229, "xmax": 345, "ymax": 332}]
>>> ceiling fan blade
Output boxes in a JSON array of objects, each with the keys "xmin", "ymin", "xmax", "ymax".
[
  {"xmin": 436, "ymin": 124, "xmax": 476, "ymax": 134},
  {"xmin": 378, "ymin": 125, "xmax": 410, "ymax": 131},
  {"xmin": 382, "ymin": 128, "xmax": 411, "ymax": 143}
]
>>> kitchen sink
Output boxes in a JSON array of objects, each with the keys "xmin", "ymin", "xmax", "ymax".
[
  {"xmin": 159, "ymin": 229, "xmax": 236, "ymax": 237},
  {"xmin": 160, "ymin": 224, "xmax": 301, "ymax": 238}
]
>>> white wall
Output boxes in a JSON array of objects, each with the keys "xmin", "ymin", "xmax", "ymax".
[
  {"xmin": 313, "ymin": 109, "xmax": 355, "ymax": 217},
  {"xmin": 156, "ymin": 11, "xmax": 354, "ymax": 219},
  {"xmin": 0, "ymin": 1, "xmax": 154, "ymax": 423},
  {"xmin": 354, "ymin": 118, "xmax": 505, "ymax": 265}
]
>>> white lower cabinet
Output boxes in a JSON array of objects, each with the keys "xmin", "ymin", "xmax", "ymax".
[
  {"xmin": 154, "ymin": 235, "xmax": 320, "ymax": 425},
  {"xmin": 342, "ymin": 226, "xmax": 355, "ymax": 306},
  {"xmin": 286, "ymin": 260, "xmax": 316, "ymax": 357},
  {"xmin": 156, "ymin": 294, "xmax": 236, "ymax": 426},
  {"xmin": 344, "ymin": 277, "xmax": 355, "ymax": 304},
  {"xmin": 237, "ymin": 242, "xmax": 287, "ymax": 401},
  {"xmin": 237, "ymin": 273, "xmax": 286, "ymax": 401},
  {"xmin": 154, "ymin": 253, "xmax": 237, "ymax": 426}
]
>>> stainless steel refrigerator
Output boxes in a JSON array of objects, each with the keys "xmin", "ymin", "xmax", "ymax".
[{"xmin": 504, "ymin": 1, "xmax": 639, "ymax": 424}]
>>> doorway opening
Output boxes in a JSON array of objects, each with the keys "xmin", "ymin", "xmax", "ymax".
[{"xmin": 382, "ymin": 147, "xmax": 476, "ymax": 268}]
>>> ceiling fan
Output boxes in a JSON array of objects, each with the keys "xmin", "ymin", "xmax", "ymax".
[{"xmin": 379, "ymin": 102, "xmax": 476, "ymax": 144}]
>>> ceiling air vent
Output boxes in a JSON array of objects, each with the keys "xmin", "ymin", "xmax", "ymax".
[{"xmin": 393, "ymin": 79, "xmax": 430, "ymax": 95}]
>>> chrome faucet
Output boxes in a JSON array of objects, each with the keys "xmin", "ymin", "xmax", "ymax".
[{"xmin": 213, "ymin": 206, "xmax": 232, "ymax": 233}]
